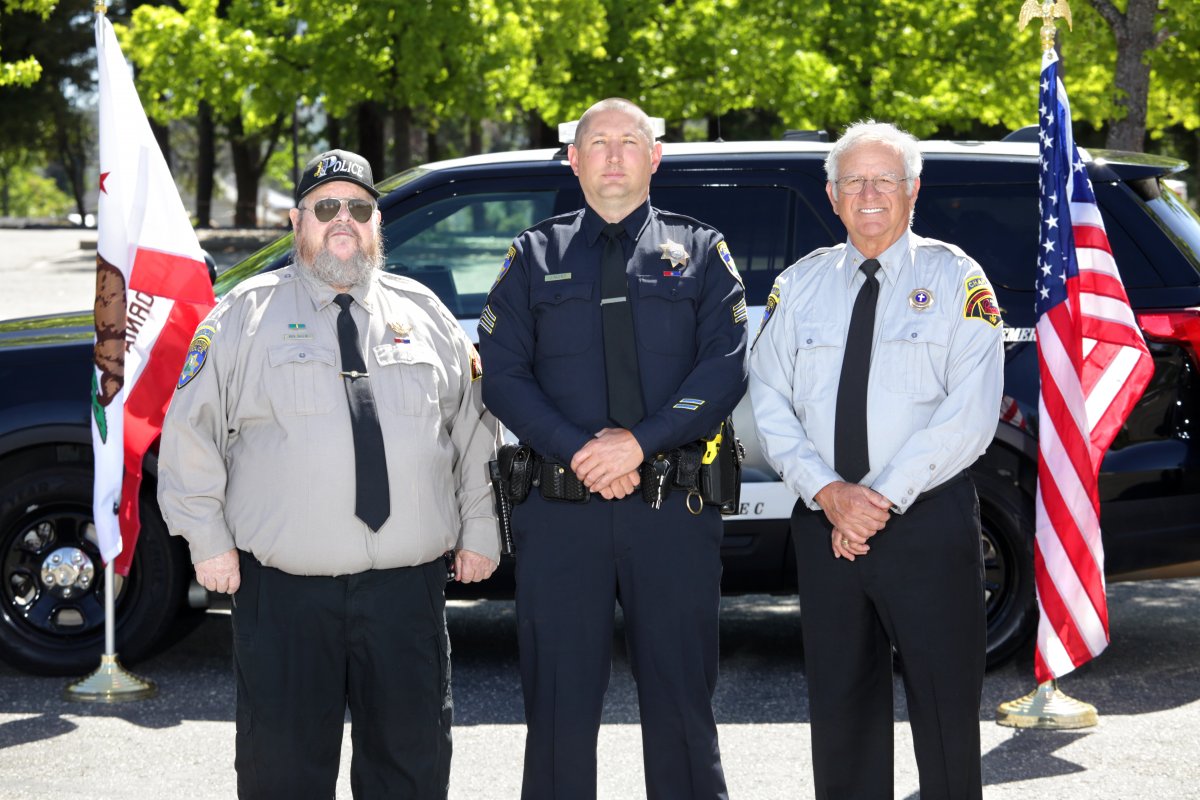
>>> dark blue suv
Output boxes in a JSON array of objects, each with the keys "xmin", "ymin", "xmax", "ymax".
[{"xmin": 2, "ymin": 137, "xmax": 1199, "ymax": 675}]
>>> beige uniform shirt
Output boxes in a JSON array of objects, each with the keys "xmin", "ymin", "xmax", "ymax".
[{"xmin": 158, "ymin": 266, "xmax": 501, "ymax": 575}]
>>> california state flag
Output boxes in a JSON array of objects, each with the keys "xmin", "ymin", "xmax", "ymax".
[{"xmin": 92, "ymin": 12, "xmax": 215, "ymax": 574}]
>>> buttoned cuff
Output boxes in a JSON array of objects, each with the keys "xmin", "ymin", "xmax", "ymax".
[
  {"xmin": 871, "ymin": 463, "xmax": 936, "ymax": 515},
  {"xmin": 458, "ymin": 515, "xmax": 501, "ymax": 563}
]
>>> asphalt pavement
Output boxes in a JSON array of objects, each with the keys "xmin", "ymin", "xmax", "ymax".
[{"xmin": 1, "ymin": 228, "xmax": 1199, "ymax": 797}]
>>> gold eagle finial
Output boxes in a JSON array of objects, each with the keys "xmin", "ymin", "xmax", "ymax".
[{"xmin": 1019, "ymin": 0, "xmax": 1073, "ymax": 52}]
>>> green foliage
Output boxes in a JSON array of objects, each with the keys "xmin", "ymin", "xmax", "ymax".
[
  {"xmin": 0, "ymin": 163, "xmax": 75, "ymax": 217},
  {"xmin": 0, "ymin": 0, "xmax": 55, "ymax": 86},
  {"xmin": 110, "ymin": 0, "xmax": 1200, "ymax": 147}
]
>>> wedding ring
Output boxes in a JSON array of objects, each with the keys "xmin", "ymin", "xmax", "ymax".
[{"xmin": 841, "ymin": 537, "xmax": 850, "ymax": 547}]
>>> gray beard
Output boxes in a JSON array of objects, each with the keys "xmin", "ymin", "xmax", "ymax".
[
  {"xmin": 306, "ymin": 248, "xmax": 379, "ymax": 289},
  {"xmin": 295, "ymin": 234, "xmax": 383, "ymax": 289}
]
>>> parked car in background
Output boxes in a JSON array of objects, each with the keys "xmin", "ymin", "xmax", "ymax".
[{"xmin": 2, "ymin": 134, "xmax": 1199, "ymax": 676}]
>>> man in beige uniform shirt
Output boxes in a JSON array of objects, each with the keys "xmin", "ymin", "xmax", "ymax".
[{"xmin": 158, "ymin": 149, "xmax": 500, "ymax": 800}]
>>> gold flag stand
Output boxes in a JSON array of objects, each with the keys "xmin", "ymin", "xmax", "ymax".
[
  {"xmin": 999, "ymin": 0, "xmax": 1099, "ymax": 731},
  {"xmin": 996, "ymin": 679, "xmax": 1097, "ymax": 729},
  {"xmin": 64, "ymin": 530, "xmax": 157, "ymax": 702}
]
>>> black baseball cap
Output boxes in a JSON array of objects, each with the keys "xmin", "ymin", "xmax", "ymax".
[{"xmin": 295, "ymin": 149, "xmax": 380, "ymax": 202}]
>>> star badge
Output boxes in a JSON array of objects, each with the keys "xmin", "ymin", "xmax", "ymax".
[{"xmin": 659, "ymin": 239, "xmax": 690, "ymax": 268}]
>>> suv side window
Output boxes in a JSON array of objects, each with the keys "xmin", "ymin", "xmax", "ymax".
[
  {"xmin": 383, "ymin": 191, "xmax": 558, "ymax": 317},
  {"xmin": 913, "ymin": 185, "xmax": 1039, "ymax": 294},
  {"xmin": 651, "ymin": 185, "xmax": 833, "ymax": 304}
]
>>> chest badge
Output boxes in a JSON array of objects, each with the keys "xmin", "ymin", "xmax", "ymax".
[
  {"xmin": 659, "ymin": 239, "xmax": 690, "ymax": 269},
  {"xmin": 389, "ymin": 320, "xmax": 413, "ymax": 343},
  {"xmin": 909, "ymin": 288, "xmax": 933, "ymax": 310}
]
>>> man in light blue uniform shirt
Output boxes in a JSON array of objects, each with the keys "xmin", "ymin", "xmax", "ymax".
[{"xmin": 749, "ymin": 121, "xmax": 1004, "ymax": 800}]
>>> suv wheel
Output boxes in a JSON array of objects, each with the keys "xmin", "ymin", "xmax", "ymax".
[
  {"xmin": 0, "ymin": 466, "xmax": 188, "ymax": 676},
  {"xmin": 974, "ymin": 472, "xmax": 1038, "ymax": 668}
]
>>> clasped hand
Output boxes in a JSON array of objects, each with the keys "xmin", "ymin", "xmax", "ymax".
[
  {"xmin": 814, "ymin": 481, "xmax": 892, "ymax": 561},
  {"xmin": 570, "ymin": 428, "xmax": 644, "ymax": 500}
]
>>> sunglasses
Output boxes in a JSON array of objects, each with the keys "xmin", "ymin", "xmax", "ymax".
[{"xmin": 300, "ymin": 197, "xmax": 376, "ymax": 224}]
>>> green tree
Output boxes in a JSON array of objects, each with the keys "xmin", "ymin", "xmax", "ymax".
[{"xmin": 0, "ymin": 0, "xmax": 55, "ymax": 86}]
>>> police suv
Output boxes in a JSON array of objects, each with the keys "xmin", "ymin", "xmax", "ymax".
[{"xmin": 2, "ymin": 132, "xmax": 1199, "ymax": 675}]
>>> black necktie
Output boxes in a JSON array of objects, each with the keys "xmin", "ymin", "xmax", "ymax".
[
  {"xmin": 333, "ymin": 293, "xmax": 390, "ymax": 531},
  {"xmin": 600, "ymin": 223, "xmax": 644, "ymax": 428},
  {"xmin": 834, "ymin": 258, "xmax": 882, "ymax": 484}
]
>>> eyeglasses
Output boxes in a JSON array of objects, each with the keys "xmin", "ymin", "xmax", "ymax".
[
  {"xmin": 299, "ymin": 197, "xmax": 376, "ymax": 223},
  {"xmin": 835, "ymin": 174, "xmax": 911, "ymax": 195}
]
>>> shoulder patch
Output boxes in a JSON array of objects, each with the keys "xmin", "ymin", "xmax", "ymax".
[
  {"xmin": 177, "ymin": 321, "xmax": 217, "ymax": 389},
  {"xmin": 731, "ymin": 297, "xmax": 748, "ymax": 325},
  {"xmin": 963, "ymin": 274, "xmax": 1002, "ymax": 327},
  {"xmin": 716, "ymin": 240, "xmax": 742, "ymax": 287},
  {"xmin": 492, "ymin": 245, "xmax": 517, "ymax": 291},
  {"xmin": 479, "ymin": 304, "xmax": 498, "ymax": 336},
  {"xmin": 753, "ymin": 280, "xmax": 783, "ymax": 346}
]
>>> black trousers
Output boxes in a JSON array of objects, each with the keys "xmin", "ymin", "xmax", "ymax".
[
  {"xmin": 792, "ymin": 478, "xmax": 985, "ymax": 800},
  {"xmin": 231, "ymin": 552, "xmax": 452, "ymax": 800},
  {"xmin": 512, "ymin": 490, "xmax": 729, "ymax": 800}
]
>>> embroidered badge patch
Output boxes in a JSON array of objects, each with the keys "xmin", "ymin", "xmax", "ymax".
[
  {"xmin": 479, "ymin": 304, "xmax": 498, "ymax": 336},
  {"xmin": 177, "ymin": 322, "xmax": 216, "ymax": 389},
  {"xmin": 659, "ymin": 239, "xmax": 690, "ymax": 268},
  {"xmin": 716, "ymin": 241, "xmax": 743, "ymax": 286},
  {"xmin": 673, "ymin": 397, "xmax": 706, "ymax": 412},
  {"xmin": 731, "ymin": 298, "xmax": 748, "ymax": 325},
  {"xmin": 963, "ymin": 275, "xmax": 1002, "ymax": 327},
  {"xmin": 754, "ymin": 281, "xmax": 782, "ymax": 345},
  {"xmin": 492, "ymin": 245, "xmax": 516, "ymax": 291}
]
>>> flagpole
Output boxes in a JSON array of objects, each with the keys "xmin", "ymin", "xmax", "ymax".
[{"xmin": 64, "ymin": 1, "xmax": 158, "ymax": 705}]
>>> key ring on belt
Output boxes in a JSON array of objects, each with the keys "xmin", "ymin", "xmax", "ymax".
[{"xmin": 686, "ymin": 489, "xmax": 703, "ymax": 515}]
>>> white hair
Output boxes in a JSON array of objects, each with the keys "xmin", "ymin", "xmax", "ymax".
[{"xmin": 825, "ymin": 120, "xmax": 922, "ymax": 199}]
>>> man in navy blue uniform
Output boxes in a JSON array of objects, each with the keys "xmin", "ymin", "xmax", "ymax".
[{"xmin": 478, "ymin": 98, "xmax": 747, "ymax": 800}]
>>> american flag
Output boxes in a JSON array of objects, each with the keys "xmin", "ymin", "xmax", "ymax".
[{"xmin": 1032, "ymin": 49, "xmax": 1154, "ymax": 682}]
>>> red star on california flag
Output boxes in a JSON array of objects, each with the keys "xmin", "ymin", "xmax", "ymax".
[{"xmin": 99, "ymin": 172, "xmax": 110, "ymax": 194}]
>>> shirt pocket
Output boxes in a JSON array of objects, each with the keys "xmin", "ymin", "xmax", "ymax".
[
  {"xmin": 532, "ymin": 281, "xmax": 594, "ymax": 357},
  {"xmin": 265, "ymin": 343, "xmax": 338, "ymax": 416},
  {"xmin": 373, "ymin": 341, "xmax": 442, "ymax": 416},
  {"xmin": 876, "ymin": 316, "xmax": 952, "ymax": 398},
  {"xmin": 636, "ymin": 275, "xmax": 699, "ymax": 356},
  {"xmin": 790, "ymin": 324, "xmax": 843, "ymax": 403}
]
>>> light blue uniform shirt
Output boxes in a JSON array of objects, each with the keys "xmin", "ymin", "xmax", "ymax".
[{"xmin": 749, "ymin": 230, "xmax": 1004, "ymax": 513}]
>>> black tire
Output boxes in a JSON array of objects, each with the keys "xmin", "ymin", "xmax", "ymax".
[
  {"xmin": 0, "ymin": 465, "xmax": 190, "ymax": 676},
  {"xmin": 972, "ymin": 471, "xmax": 1038, "ymax": 669}
]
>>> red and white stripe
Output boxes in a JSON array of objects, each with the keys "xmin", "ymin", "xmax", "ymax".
[{"xmin": 1033, "ymin": 62, "xmax": 1154, "ymax": 682}]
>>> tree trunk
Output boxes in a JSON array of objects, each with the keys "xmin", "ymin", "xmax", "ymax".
[
  {"xmin": 391, "ymin": 107, "xmax": 413, "ymax": 173},
  {"xmin": 150, "ymin": 119, "xmax": 172, "ymax": 172},
  {"xmin": 327, "ymin": 116, "xmax": 342, "ymax": 151},
  {"xmin": 195, "ymin": 101, "xmax": 215, "ymax": 228},
  {"xmin": 1090, "ymin": 0, "xmax": 1164, "ymax": 152},
  {"xmin": 426, "ymin": 128, "xmax": 441, "ymax": 163},
  {"xmin": 469, "ymin": 118, "xmax": 483, "ymax": 155},
  {"xmin": 52, "ymin": 106, "xmax": 89, "ymax": 225},
  {"xmin": 356, "ymin": 101, "xmax": 385, "ymax": 180},
  {"xmin": 528, "ymin": 112, "xmax": 556, "ymax": 148}
]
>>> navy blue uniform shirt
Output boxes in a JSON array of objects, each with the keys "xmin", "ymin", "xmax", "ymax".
[{"xmin": 479, "ymin": 199, "xmax": 748, "ymax": 464}]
